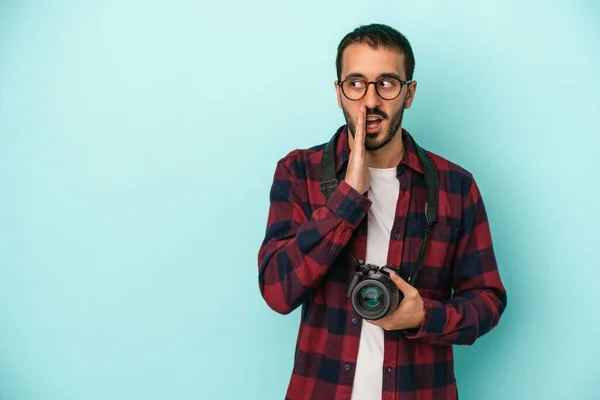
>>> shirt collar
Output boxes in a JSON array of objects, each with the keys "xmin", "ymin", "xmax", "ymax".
[{"xmin": 334, "ymin": 125, "xmax": 424, "ymax": 175}]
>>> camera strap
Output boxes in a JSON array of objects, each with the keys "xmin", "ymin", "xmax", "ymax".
[{"xmin": 320, "ymin": 126, "xmax": 438, "ymax": 286}]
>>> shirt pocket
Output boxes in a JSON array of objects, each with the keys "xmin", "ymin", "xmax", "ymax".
[{"xmin": 409, "ymin": 214, "xmax": 461, "ymax": 291}]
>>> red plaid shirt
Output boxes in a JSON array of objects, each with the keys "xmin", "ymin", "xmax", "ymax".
[{"xmin": 257, "ymin": 126, "xmax": 507, "ymax": 400}]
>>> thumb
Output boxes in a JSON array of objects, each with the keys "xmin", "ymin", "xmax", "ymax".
[{"xmin": 389, "ymin": 271, "xmax": 412, "ymax": 294}]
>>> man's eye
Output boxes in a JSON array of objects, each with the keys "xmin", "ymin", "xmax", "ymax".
[
  {"xmin": 379, "ymin": 79, "xmax": 396, "ymax": 88},
  {"xmin": 350, "ymin": 80, "xmax": 365, "ymax": 89}
]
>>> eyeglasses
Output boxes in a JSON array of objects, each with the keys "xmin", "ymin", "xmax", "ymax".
[{"xmin": 336, "ymin": 77, "xmax": 413, "ymax": 101}]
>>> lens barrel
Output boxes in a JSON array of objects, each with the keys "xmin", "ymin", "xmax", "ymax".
[{"xmin": 349, "ymin": 273, "xmax": 402, "ymax": 320}]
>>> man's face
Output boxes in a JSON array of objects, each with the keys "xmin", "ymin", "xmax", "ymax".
[{"xmin": 335, "ymin": 43, "xmax": 416, "ymax": 151}]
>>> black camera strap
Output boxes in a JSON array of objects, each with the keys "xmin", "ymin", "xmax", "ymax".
[{"xmin": 320, "ymin": 126, "xmax": 438, "ymax": 286}]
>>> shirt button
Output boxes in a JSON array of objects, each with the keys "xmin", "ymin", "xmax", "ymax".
[
  {"xmin": 352, "ymin": 318, "xmax": 359, "ymax": 324},
  {"xmin": 394, "ymin": 232, "xmax": 399, "ymax": 239},
  {"xmin": 387, "ymin": 367, "xmax": 392, "ymax": 373},
  {"xmin": 356, "ymin": 229, "xmax": 364, "ymax": 235},
  {"xmin": 345, "ymin": 364, "xmax": 352, "ymax": 371}
]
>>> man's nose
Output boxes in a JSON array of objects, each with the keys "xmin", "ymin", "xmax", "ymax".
[{"xmin": 363, "ymin": 83, "xmax": 382, "ymax": 109}]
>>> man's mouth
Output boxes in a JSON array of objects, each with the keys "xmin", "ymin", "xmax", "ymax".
[{"xmin": 366, "ymin": 117, "xmax": 383, "ymax": 132}]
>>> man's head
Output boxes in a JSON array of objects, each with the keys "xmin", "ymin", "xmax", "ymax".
[{"xmin": 335, "ymin": 24, "xmax": 417, "ymax": 151}]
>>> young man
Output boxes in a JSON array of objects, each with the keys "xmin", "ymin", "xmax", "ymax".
[{"xmin": 257, "ymin": 24, "xmax": 507, "ymax": 400}]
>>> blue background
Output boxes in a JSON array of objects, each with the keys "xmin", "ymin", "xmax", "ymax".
[{"xmin": 1, "ymin": 1, "xmax": 599, "ymax": 399}]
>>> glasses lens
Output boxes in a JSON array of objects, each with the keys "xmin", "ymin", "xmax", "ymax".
[
  {"xmin": 342, "ymin": 79, "xmax": 366, "ymax": 100},
  {"xmin": 376, "ymin": 78, "xmax": 401, "ymax": 100}
]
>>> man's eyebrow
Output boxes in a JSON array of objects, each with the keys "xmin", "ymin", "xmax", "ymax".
[
  {"xmin": 342, "ymin": 72, "xmax": 404, "ymax": 80},
  {"xmin": 378, "ymin": 72, "xmax": 403, "ymax": 80},
  {"xmin": 343, "ymin": 72, "xmax": 366, "ymax": 80}
]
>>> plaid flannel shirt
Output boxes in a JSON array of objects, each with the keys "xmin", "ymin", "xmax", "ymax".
[{"xmin": 257, "ymin": 126, "xmax": 507, "ymax": 400}]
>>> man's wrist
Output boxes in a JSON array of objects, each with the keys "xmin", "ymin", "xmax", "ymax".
[{"xmin": 407, "ymin": 307, "xmax": 425, "ymax": 329}]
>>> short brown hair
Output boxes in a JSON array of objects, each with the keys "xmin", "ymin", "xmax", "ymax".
[{"xmin": 336, "ymin": 24, "xmax": 416, "ymax": 81}]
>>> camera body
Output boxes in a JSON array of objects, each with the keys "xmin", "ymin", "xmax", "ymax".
[{"xmin": 347, "ymin": 261, "xmax": 407, "ymax": 320}]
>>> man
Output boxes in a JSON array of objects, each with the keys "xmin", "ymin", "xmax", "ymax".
[{"xmin": 257, "ymin": 23, "xmax": 507, "ymax": 400}]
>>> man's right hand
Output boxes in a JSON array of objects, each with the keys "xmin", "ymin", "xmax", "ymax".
[{"xmin": 344, "ymin": 106, "xmax": 370, "ymax": 194}]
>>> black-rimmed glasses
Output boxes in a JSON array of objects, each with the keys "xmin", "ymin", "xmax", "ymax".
[{"xmin": 336, "ymin": 77, "xmax": 413, "ymax": 101}]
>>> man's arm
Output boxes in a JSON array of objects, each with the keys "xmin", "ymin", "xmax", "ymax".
[
  {"xmin": 257, "ymin": 158, "xmax": 370, "ymax": 315},
  {"xmin": 403, "ymin": 177, "xmax": 507, "ymax": 345}
]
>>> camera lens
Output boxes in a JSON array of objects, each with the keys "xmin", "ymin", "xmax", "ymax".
[
  {"xmin": 350, "ymin": 273, "xmax": 401, "ymax": 320},
  {"xmin": 359, "ymin": 286, "xmax": 384, "ymax": 308}
]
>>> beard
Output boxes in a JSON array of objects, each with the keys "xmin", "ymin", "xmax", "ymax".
[{"xmin": 344, "ymin": 101, "xmax": 405, "ymax": 151}]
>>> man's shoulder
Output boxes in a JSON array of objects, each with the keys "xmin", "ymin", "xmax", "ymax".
[
  {"xmin": 425, "ymin": 148, "xmax": 472, "ymax": 176},
  {"xmin": 274, "ymin": 140, "xmax": 328, "ymax": 178}
]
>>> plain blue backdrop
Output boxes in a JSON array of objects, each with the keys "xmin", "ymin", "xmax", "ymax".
[{"xmin": 1, "ymin": 1, "xmax": 599, "ymax": 399}]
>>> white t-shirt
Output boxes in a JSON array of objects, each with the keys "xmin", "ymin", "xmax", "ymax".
[{"xmin": 351, "ymin": 166, "xmax": 400, "ymax": 400}]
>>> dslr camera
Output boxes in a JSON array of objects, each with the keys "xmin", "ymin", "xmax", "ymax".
[{"xmin": 346, "ymin": 261, "xmax": 407, "ymax": 320}]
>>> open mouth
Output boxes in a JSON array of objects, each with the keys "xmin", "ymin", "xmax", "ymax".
[{"xmin": 366, "ymin": 118, "xmax": 383, "ymax": 133}]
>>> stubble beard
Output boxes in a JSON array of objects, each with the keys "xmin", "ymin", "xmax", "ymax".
[{"xmin": 344, "ymin": 101, "xmax": 406, "ymax": 151}]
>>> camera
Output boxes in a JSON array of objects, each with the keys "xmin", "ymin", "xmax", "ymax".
[{"xmin": 346, "ymin": 261, "xmax": 406, "ymax": 320}]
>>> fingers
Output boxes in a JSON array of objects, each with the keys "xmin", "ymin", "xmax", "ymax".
[
  {"xmin": 390, "ymin": 272, "xmax": 415, "ymax": 296},
  {"xmin": 367, "ymin": 318, "xmax": 387, "ymax": 329},
  {"xmin": 354, "ymin": 106, "xmax": 366, "ymax": 157}
]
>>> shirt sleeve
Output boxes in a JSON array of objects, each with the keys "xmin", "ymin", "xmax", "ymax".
[
  {"xmin": 403, "ymin": 177, "xmax": 507, "ymax": 345},
  {"xmin": 257, "ymin": 158, "xmax": 371, "ymax": 315}
]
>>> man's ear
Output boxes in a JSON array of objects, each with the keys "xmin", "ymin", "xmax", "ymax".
[
  {"xmin": 334, "ymin": 81, "xmax": 343, "ymax": 109},
  {"xmin": 403, "ymin": 81, "xmax": 417, "ymax": 109}
]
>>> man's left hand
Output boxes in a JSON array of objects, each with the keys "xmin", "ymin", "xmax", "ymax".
[{"xmin": 368, "ymin": 271, "xmax": 425, "ymax": 331}]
